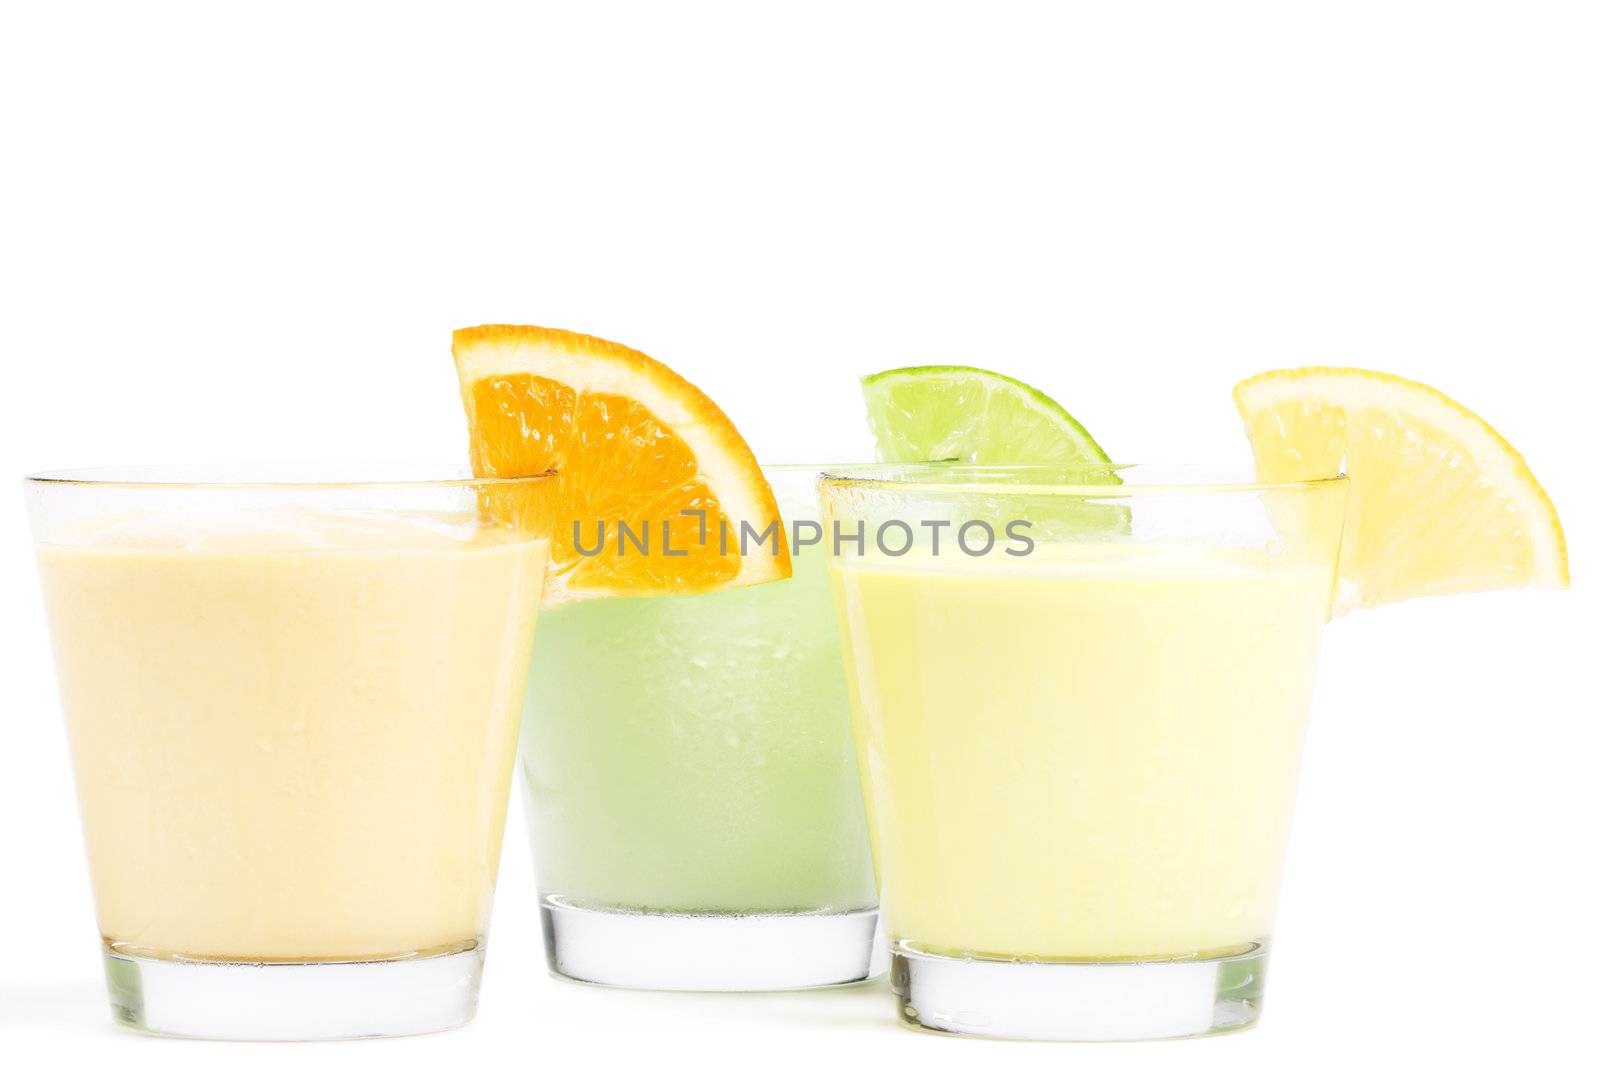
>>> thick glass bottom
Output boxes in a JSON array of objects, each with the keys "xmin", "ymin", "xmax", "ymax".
[
  {"xmin": 891, "ymin": 940, "xmax": 1268, "ymax": 1041},
  {"xmin": 102, "ymin": 943, "xmax": 484, "ymax": 1040},
  {"xmin": 541, "ymin": 896, "xmax": 880, "ymax": 991}
]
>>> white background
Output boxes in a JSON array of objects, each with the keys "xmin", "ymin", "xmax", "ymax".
[{"xmin": 2, "ymin": 1, "xmax": 1597, "ymax": 1062}]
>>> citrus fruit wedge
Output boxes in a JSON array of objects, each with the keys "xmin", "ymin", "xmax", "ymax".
[
  {"xmin": 862, "ymin": 364, "xmax": 1114, "ymax": 467},
  {"xmin": 454, "ymin": 324, "xmax": 788, "ymax": 605},
  {"xmin": 860, "ymin": 364, "xmax": 1127, "ymax": 535},
  {"xmin": 1234, "ymin": 367, "xmax": 1568, "ymax": 612}
]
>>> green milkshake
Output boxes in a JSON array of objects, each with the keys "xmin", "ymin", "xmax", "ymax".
[{"xmin": 518, "ymin": 469, "xmax": 878, "ymax": 989}]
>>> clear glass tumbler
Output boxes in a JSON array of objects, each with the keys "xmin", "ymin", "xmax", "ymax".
[
  {"xmin": 521, "ymin": 466, "xmax": 879, "ymax": 990},
  {"xmin": 818, "ymin": 465, "xmax": 1347, "ymax": 1040},
  {"xmin": 26, "ymin": 465, "xmax": 555, "ymax": 1040}
]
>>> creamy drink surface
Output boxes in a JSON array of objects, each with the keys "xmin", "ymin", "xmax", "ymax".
[
  {"xmin": 831, "ymin": 542, "xmax": 1332, "ymax": 961},
  {"xmin": 36, "ymin": 509, "xmax": 547, "ymax": 962}
]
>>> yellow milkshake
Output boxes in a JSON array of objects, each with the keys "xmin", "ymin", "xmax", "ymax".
[
  {"xmin": 831, "ymin": 542, "xmax": 1334, "ymax": 961},
  {"xmin": 36, "ymin": 509, "xmax": 547, "ymax": 963}
]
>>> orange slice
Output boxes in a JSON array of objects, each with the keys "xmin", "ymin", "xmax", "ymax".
[{"xmin": 453, "ymin": 324, "xmax": 789, "ymax": 605}]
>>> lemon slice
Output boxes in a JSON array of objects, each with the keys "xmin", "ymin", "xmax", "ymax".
[
  {"xmin": 1235, "ymin": 367, "xmax": 1568, "ymax": 612},
  {"xmin": 454, "ymin": 324, "xmax": 789, "ymax": 605}
]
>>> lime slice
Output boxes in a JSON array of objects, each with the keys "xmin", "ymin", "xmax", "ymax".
[
  {"xmin": 862, "ymin": 365, "xmax": 1114, "ymax": 466},
  {"xmin": 859, "ymin": 365, "xmax": 1125, "ymax": 536},
  {"xmin": 1235, "ymin": 366, "xmax": 1568, "ymax": 611}
]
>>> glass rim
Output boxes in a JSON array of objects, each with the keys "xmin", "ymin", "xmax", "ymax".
[
  {"xmin": 815, "ymin": 462, "xmax": 1348, "ymax": 495},
  {"xmin": 22, "ymin": 463, "xmax": 557, "ymax": 491}
]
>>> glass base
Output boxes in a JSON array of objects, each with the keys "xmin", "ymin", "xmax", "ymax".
[
  {"xmin": 891, "ymin": 940, "xmax": 1268, "ymax": 1041},
  {"xmin": 102, "ymin": 944, "xmax": 485, "ymax": 1040},
  {"xmin": 541, "ymin": 896, "xmax": 881, "ymax": 991}
]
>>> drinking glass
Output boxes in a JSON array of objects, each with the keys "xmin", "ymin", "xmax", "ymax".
[
  {"xmin": 26, "ymin": 465, "xmax": 555, "ymax": 1040},
  {"xmin": 818, "ymin": 464, "xmax": 1347, "ymax": 1040},
  {"xmin": 521, "ymin": 466, "xmax": 879, "ymax": 990}
]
